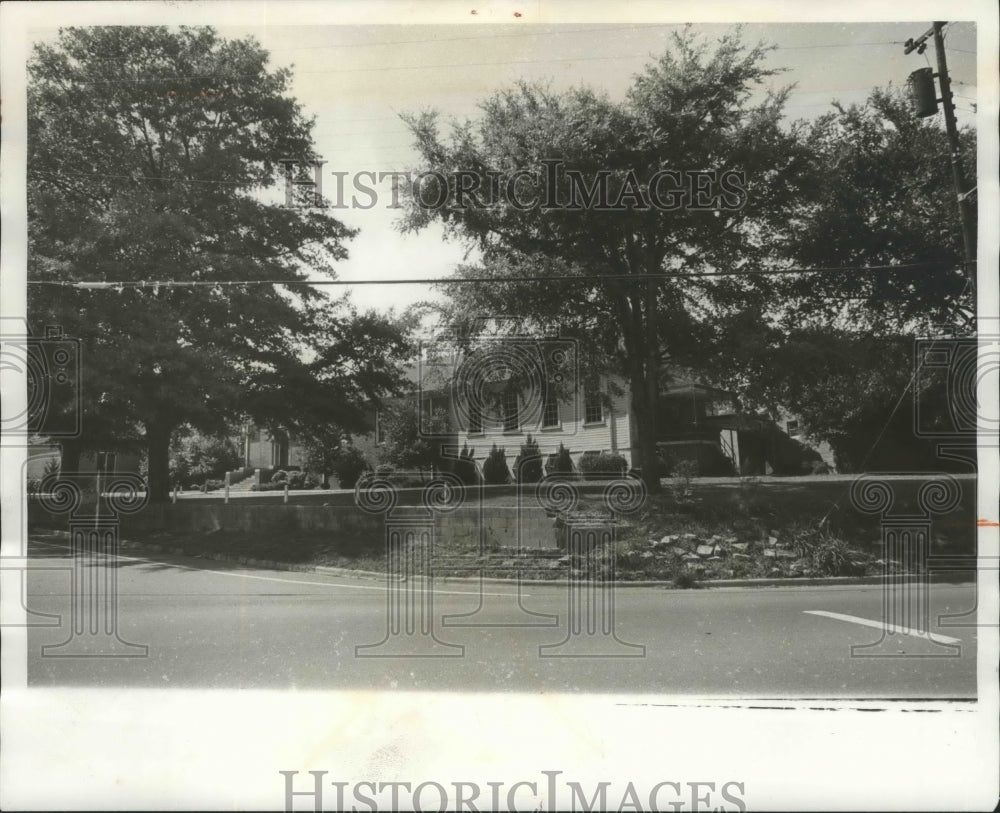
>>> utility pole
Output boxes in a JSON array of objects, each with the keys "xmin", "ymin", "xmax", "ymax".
[{"xmin": 905, "ymin": 23, "xmax": 977, "ymax": 295}]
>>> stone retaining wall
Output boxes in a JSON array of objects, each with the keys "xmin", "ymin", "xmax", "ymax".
[{"xmin": 28, "ymin": 500, "xmax": 562, "ymax": 549}]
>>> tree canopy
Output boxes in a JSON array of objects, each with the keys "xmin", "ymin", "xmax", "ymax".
[
  {"xmin": 28, "ymin": 26, "xmax": 410, "ymax": 500},
  {"xmin": 400, "ymin": 28, "xmax": 813, "ymax": 488},
  {"xmin": 702, "ymin": 88, "xmax": 976, "ymax": 470}
]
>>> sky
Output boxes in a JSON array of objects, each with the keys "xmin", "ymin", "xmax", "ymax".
[
  {"xmin": 27, "ymin": 19, "xmax": 982, "ymax": 314},
  {"xmin": 215, "ymin": 20, "xmax": 979, "ymax": 314}
]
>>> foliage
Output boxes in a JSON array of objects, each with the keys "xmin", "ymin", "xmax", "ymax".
[
  {"xmin": 482, "ymin": 445, "xmax": 511, "ymax": 485},
  {"xmin": 700, "ymin": 89, "xmax": 974, "ymax": 472},
  {"xmin": 513, "ymin": 435, "xmax": 544, "ymax": 483},
  {"xmin": 169, "ymin": 431, "xmax": 241, "ymax": 487},
  {"xmin": 577, "ymin": 451, "xmax": 628, "ymax": 480},
  {"xmin": 453, "ymin": 443, "xmax": 480, "ymax": 485},
  {"xmin": 372, "ymin": 464, "xmax": 425, "ymax": 489},
  {"xmin": 400, "ymin": 27, "xmax": 812, "ymax": 492},
  {"xmin": 791, "ymin": 526, "xmax": 857, "ymax": 577},
  {"xmin": 27, "ymin": 26, "xmax": 411, "ymax": 501},
  {"xmin": 545, "ymin": 444, "xmax": 575, "ymax": 478},
  {"xmin": 782, "ymin": 88, "xmax": 974, "ymax": 332},
  {"xmin": 663, "ymin": 441, "xmax": 735, "ymax": 477},
  {"xmin": 378, "ymin": 402, "xmax": 451, "ymax": 473},
  {"xmin": 711, "ymin": 329, "xmax": 957, "ymax": 472},
  {"xmin": 668, "ymin": 459, "xmax": 699, "ymax": 506},
  {"xmin": 330, "ymin": 445, "xmax": 370, "ymax": 489}
]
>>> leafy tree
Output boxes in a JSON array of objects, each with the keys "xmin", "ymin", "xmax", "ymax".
[
  {"xmin": 169, "ymin": 429, "xmax": 241, "ymax": 487},
  {"xmin": 702, "ymin": 89, "xmax": 975, "ymax": 471},
  {"xmin": 378, "ymin": 402, "xmax": 451, "ymax": 475},
  {"xmin": 27, "ymin": 26, "xmax": 408, "ymax": 500},
  {"xmin": 781, "ymin": 88, "xmax": 974, "ymax": 333},
  {"xmin": 400, "ymin": 28, "xmax": 811, "ymax": 492},
  {"xmin": 329, "ymin": 444, "xmax": 371, "ymax": 489}
]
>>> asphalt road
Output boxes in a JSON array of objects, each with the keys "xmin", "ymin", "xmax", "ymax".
[{"xmin": 20, "ymin": 538, "xmax": 979, "ymax": 697}]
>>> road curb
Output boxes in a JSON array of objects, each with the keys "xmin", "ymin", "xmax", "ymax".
[{"xmin": 102, "ymin": 537, "xmax": 971, "ymax": 590}]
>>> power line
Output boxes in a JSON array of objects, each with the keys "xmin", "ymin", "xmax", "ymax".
[
  {"xmin": 53, "ymin": 52, "xmax": 918, "ymax": 86},
  {"xmin": 27, "ymin": 261, "xmax": 971, "ymax": 290}
]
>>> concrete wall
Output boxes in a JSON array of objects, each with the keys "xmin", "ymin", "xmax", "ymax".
[{"xmin": 28, "ymin": 499, "xmax": 561, "ymax": 550}]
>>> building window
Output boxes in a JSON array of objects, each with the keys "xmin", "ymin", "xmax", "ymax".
[
  {"xmin": 542, "ymin": 389, "xmax": 559, "ymax": 428},
  {"xmin": 584, "ymin": 386, "xmax": 603, "ymax": 424},
  {"xmin": 502, "ymin": 390, "xmax": 519, "ymax": 432},
  {"xmin": 468, "ymin": 403, "xmax": 484, "ymax": 434}
]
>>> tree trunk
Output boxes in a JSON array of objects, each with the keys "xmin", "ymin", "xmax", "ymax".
[
  {"xmin": 58, "ymin": 438, "xmax": 83, "ymax": 476},
  {"xmin": 145, "ymin": 421, "xmax": 173, "ymax": 503},
  {"xmin": 629, "ymin": 375, "xmax": 661, "ymax": 494}
]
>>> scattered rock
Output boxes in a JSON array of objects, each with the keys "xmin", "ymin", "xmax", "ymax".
[
  {"xmin": 707, "ymin": 556, "xmax": 724, "ymax": 562},
  {"xmin": 696, "ymin": 544, "xmax": 715, "ymax": 557},
  {"xmin": 767, "ymin": 535, "xmax": 779, "ymax": 547},
  {"xmin": 776, "ymin": 548, "xmax": 797, "ymax": 559},
  {"xmin": 682, "ymin": 552, "xmax": 701, "ymax": 562},
  {"xmin": 763, "ymin": 549, "xmax": 776, "ymax": 558},
  {"xmin": 731, "ymin": 542, "xmax": 749, "ymax": 552},
  {"xmin": 732, "ymin": 553, "xmax": 751, "ymax": 560}
]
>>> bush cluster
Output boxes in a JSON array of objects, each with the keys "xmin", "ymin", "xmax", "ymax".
[
  {"xmin": 482, "ymin": 445, "xmax": 511, "ymax": 485},
  {"xmin": 513, "ymin": 435, "xmax": 543, "ymax": 483},
  {"xmin": 544, "ymin": 444, "xmax": 575, "ymax": 478},
  {"xmin": 577, "ymin": 451, "xmax": 628, "ymax": 480},
  {"xmin": 331, "ymin": 446, "xmax": 370, "ymax": 489},
  {"xmin": 453, "ymin": 444, "xmax": 479, "ymax": 485}
]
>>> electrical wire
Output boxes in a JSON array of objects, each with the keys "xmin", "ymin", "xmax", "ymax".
[{"xmin": 26, "ymin": 261, "xmax": 972, "ymax": 289}]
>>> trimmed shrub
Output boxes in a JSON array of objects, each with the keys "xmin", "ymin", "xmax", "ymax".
[
  {"xmin": 371, "ymin": 465, "xmax": 424, "ymax": 489},
  {"xmin": 453, "ymin": 444, "xmax": 479, "ymax": 486},
  {"xmin": 514, "ymin": 435, "xmax": 543, "ymax": 484},
  {"xmin": 545, "ymin": 443, "xmax": 575, "ymax": 478},
  {"xmin": 577, "ymin": 451, "xmax": 628, "ymax": 480},
  {"xmin": 270, "ymin": 469, "xmax": 288, "ymax": 483},
  {"xmin": 482, "ymin": 445, "xmax": 511, "ymax": 485},
  {"xmin": 331, "ymin": 446, "xmax": 369, "ymax": 489}
]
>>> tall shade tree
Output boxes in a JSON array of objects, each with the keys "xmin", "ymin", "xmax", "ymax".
[
  {"xmin": 28, "ymin": 26, "xmax": 408, "ymax": 501},
  {"xmin": 702, "ymin": 89, "xmax": 976, "ymax": 470},
  {"xmin": 778, "ymin": 87, "xmax": 974, "ymax": 334},
  {"xmin": 399, "ymin": 28, "xmax": 812, "ymax": 491}
]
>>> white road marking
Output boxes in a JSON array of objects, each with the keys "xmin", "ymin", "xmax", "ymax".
[
  {"xmin": 804, "ymin": 610, "xmax": 961, "ymax": 645},
  {"xmin": 28, "ymin": 540, "xmax": 524, "ymax": 597}
]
